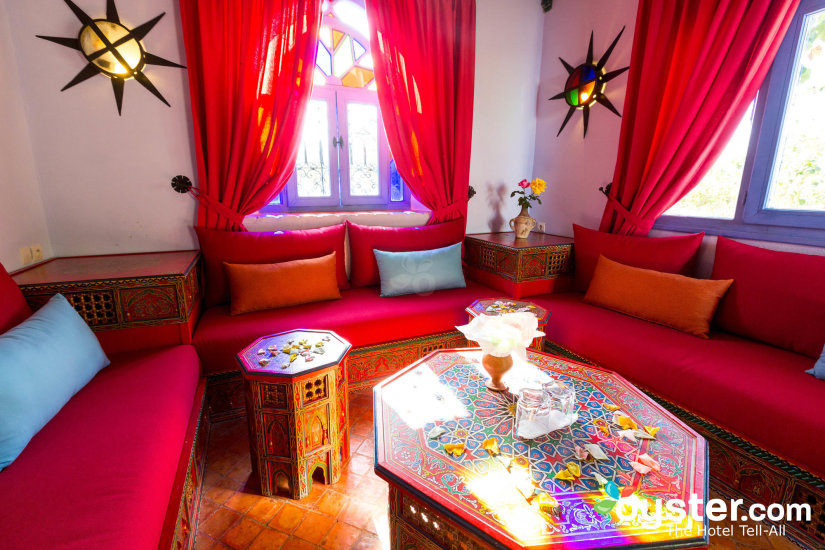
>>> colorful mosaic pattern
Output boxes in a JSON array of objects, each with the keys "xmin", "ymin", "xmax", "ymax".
[{"xmin": 375, "ymin": 350, "xmax": 708, "ymax": 549}]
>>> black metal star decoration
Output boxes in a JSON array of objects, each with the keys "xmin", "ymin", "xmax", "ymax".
[
  {"xmin": 37, "ymin": 0, "xmax": 185, "ymax": 115},
  {"xmin": 549, "ymin": 27, "xmax": 628, "ymax": 138}
]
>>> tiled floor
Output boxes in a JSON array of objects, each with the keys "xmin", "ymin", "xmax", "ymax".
[
  {"xmin": 195, "ymin": 389, "xmax": 387, "ymax": 550},
  {"xmin": 195, "ymin": 388, "xmax": 802, "ymax": 550}
]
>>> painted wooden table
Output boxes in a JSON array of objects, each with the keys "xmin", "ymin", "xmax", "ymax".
[
  {"xmin": 464, "ymin": 232, "xmax": 573, "ymax": 298},
  {"xmin": 237, "ymin": 329, "xmax": 352, "ymax": 500},
  {"xmin": 374, "ymin": 349, "xmax": 708, "ymax": 549},
  {"xmin": 466, "ymin": 298, "xmax": 550, "ymax": 351},
  {"xmin": 11, "ymin": 250, "xmax": 201, "ymax": 349}
]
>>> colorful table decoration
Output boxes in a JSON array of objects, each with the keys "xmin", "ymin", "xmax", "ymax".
[
  {"xmin": 466, "ymin": 298, "xmax": 550, "ymax": 351},
  {"xmin": 237, "ymin": 329, "xmax": 351, "ymax": 500},
  {"xmin": 374, "ymin": 349, "xmax": 708, "ymax": 549}
]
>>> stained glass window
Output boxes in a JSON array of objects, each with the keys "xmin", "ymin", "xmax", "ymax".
[{"xmin": 266, "ymin": 0, "xmax": 408, "ymax": 211}]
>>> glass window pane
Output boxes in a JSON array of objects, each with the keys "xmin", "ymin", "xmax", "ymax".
[
  {"xmin": 295, "ymin": 100, "xmax": 332, "ymax": 197},
  {"xmin": 333, "ymin": 35, "xmax": 353, "ymax": 78},
  {"xmin": 347, "ymin": 102, "xmax": 380, "ymax": 196},
  {"xmin": 316, "ymin": 43, "xmax": 332, "ymax": 77},
  {"xmin": 665, "ymin": 100, "xmax": 755, "ymax": 219},
  {"xmin": 390, "ymin": 160, "xmax": 405, "ymax": 202},
  {"xmin": 765, "ymin": 8, "xmax": 825, "ymax": 212}
]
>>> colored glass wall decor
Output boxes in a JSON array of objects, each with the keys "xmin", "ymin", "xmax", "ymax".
[{"xmin": 549, "ymin": 28, "xmax": 629, "ymax": 137}]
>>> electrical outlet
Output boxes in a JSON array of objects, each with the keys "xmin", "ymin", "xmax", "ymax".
[
  {"xmin": 19, "ymin": 247, "xmax": 33, "ymax": 265},
  {"xmin": 537, "ymin": 222, "xmax": 546, "ymax": 233},
  {"xmin": 31, "ymin": 244, "xmax": 43, "ymax": 262}
]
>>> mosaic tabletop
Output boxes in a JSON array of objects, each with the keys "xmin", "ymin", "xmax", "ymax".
[
  {"xmin": 466, "ymin": 298, "xmax": 550, "ymax": 325},
  {"xmin": 374, "ymin": 349, "xmax": 708, "ymax": 549},
  {"xmin": 236, "ymin": 329, "xmax": 351, "ymax": 378}
]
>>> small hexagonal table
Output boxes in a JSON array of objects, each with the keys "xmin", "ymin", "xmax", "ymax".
[
  {"xmin": 466, "ymin": 298, "xmax": 550, "ymax": 350},
  {"xmin": 237, "ymin": 329, "xmax": 352, "ymax": 500}
]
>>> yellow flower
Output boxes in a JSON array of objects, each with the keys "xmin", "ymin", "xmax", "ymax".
[{"xmin": 530, "ymin": 178, "xmax": 546, "ymax": 195}]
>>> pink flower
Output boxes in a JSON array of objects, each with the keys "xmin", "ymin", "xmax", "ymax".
[{"xmin": 517, "ymin": 179, "xmax": 530, "ymax": 189}]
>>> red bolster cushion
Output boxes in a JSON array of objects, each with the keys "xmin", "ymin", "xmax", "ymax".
[
  {"xmin": 0, "ymin": 263, "xmax": 31, "ymax": 334},
  {"xmin": 347, "ymin": 219, "xmax": 465, "ymax": 287},
  {"xmin": 195, "ymin": 224, "xmax": 348, "ymax": 308},
  {"xmin": 572, "ymin": 224, "xmax": 704, "ymax": 292},
  {"xmin": 712, "ymin": 236, "xmax": 825, "ymax": 359}
]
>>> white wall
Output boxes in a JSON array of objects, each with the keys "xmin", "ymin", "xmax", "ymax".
[
  {"xmin": 466, "ymin": 0, "xmax": 545, "ymax": 234},
  {"xmin": 3, "ymin": 0, "xmax": 198, "ymax": 258},
  {"xmin": 0, "ymin": 2, "xmax": 53, "ymax": 271},
  {"xmin": 530, "ymin": 0, "xmax": 638, "ymax": 237}
]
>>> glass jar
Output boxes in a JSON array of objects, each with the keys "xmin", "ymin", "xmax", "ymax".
[
  {"xmin": 515, "ymin": 387, "xmax": 550, "ymax": 439},
  {"xmin": 542, "ymin": 379, "xmax": 576, "ymax": 432}
]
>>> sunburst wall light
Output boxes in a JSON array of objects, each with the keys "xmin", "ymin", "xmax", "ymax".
[
  {"xmin": 549, "ymin": 27, "xmax": 628, "ymax": 138},
  {"xmin": 37, "ymin": 0, "xmax": 185, "ymax": 115}
]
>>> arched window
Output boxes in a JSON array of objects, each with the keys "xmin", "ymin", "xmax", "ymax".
[{"xmin": 264, "ymin": 0, "xmax": 409, "ymax": 211}]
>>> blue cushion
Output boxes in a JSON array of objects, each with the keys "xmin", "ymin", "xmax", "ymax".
[
  {"xmin": 0, "ymin": 294, "xmax": 109, "ymax": 470},
  {"xmin": 806, "ymin": 345, "xmax": 825, "ymax": 380},
  {"xmin": 374, "ymin": 242, "xmax": 466, "ymax": 297}
]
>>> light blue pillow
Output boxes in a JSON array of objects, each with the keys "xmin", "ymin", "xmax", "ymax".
[
  {"xmin": 806, "ymin": 345, "xmax": 825, "ymax": 380},
  {"xmin": 374, "ymin": 242, "xmax": 466, "ymax": 297},
  {"xmin": 0, "ymin": 294, "xmax": 109, "ymax": 470}
]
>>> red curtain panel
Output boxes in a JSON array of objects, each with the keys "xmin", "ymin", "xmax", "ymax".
[
  {"xmin": 365, "ymin": 0, "xmax": 476, "ymax": 224},
  {"xmin": 179, "ymin": 0, "xmax": 322, "ymax": 230},
  {"xmin": 599, "ymin": 0, "xmax": 800, "ymax": 235}
]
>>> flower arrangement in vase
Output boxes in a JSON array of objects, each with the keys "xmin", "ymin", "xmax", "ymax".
[
  {"xmin": 456, "ymin": 312, "xmax": 544, "ymax": 392},
  {"xmin": 509, "ymin": 178, "xmax": 546, "ymax": 239}
]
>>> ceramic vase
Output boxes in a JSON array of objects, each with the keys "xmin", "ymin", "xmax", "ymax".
[
  {"xmin": 482, "ymin": 353, "xmax": 513, "ymax": 392},
  {"xmin": 509, "ymin": 205, "xmax": 536, "ymax": 239}
]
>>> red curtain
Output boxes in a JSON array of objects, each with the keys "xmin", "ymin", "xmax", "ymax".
[
  {"xmin": 179, "ymin": 0, "xmax": 322, "ymax": 230},
  {"xmin": 600, "ymin": 0, "xmax": 799, "ymax": 235},
  {"xmin": 365, "ymin": 0, "xmax": 476, "ymax": 224}
]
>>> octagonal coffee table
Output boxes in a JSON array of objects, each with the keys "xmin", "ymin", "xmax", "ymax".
[{"xmin": 374, "ymin": 348, "xmax": 708, "ymax": 549}]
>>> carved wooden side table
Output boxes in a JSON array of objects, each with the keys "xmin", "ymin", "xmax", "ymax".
[
  {"xmin": 237, "ymin": 329, "xmax": 351, "ymax": 500},
  {"xmin": 464, "ymin": 232, "xmax": 573, "ymax": 298},
  {"xmin": 466, "ymin": 297, "xmax": 550, "ymax": 351}
]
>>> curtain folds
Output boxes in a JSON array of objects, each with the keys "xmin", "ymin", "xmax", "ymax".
[
  {"xmin": 365, "ymin": 0, "xmax": 476, "ymax": 225},
  {"xmin": 179, "ymin": 0, "xmax": 322, "ymax": 230},
  {"xmin": 599, "ymin": 0, "xmax": 800, "ymax": 235}
]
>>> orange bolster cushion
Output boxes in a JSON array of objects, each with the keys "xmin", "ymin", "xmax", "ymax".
[
  {"xmin": 224, "ymin": 252, "xmax": 341, "ymax": 316},
  {"xmin": 584, "ymin": 255, "xmax": 734, "ymax": 338}
]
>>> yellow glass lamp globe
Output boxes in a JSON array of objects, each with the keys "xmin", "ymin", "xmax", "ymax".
[{"xmin": 79, "ymin": 20, "xmax": 144, "ymax": 78}]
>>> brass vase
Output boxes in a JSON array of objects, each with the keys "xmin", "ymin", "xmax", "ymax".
[
  {"xmin": 482, "ymin": 353, "xmax": 514, "ymax": 392},
  {"xmin": 509, "ymin": 205, "xmax": 536, "ymax": 239}
]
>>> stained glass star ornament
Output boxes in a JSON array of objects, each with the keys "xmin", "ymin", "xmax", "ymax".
[{"xmin": 549, "ymin": 26, "xmax": 629, "ymax": 138}]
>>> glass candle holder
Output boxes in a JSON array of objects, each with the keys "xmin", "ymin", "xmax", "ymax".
[
  {"xmin": 515, "ymin": 387, "xmax": 550, "ymax": 439},
  {"xmin": 542, "ymin": 379, "xmax": 576, "ymax": 432}
]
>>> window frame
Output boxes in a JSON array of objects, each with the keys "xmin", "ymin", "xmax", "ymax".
[
  {"xmin": 258, "ymin": 0, "xmax": 411, "ymax": 214},
  {"xmin": 655, "ymin": 0, "xmax": 825, "ymax": 247}
]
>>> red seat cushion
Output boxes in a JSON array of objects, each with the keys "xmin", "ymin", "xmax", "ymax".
[
  {"xmin": 196, "ymin": 224, "xmax": 349, "ymax": 308},
  {"xmin": 0, "ymin": 263, "xmax": 31, "ymax": 334},
  {"xmin": 347, "ymin": 219, "xmax": 465, "ymax": 288},
  {"xmin": 534, "ymin": 292, "xmax": 824, "ymax": 478},
  {"xmin": 572, "ymin": 224, "xmax": 704, "ymax": 292},
  {"xmin": 0, "ymin": 345, "xmax": 200, "ymax": 550},
  {"xmin": 193, "ymin": 281, "xmax": 500, "ymax": 375},
  {"xmin": 712, "ymin": 236, "xmax": 825, "ymax": 359}
]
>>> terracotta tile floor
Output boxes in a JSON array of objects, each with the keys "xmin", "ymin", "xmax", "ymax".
[{"xmin": 195, "ymin": 388, "xmax": 800, "ymax": 549}]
